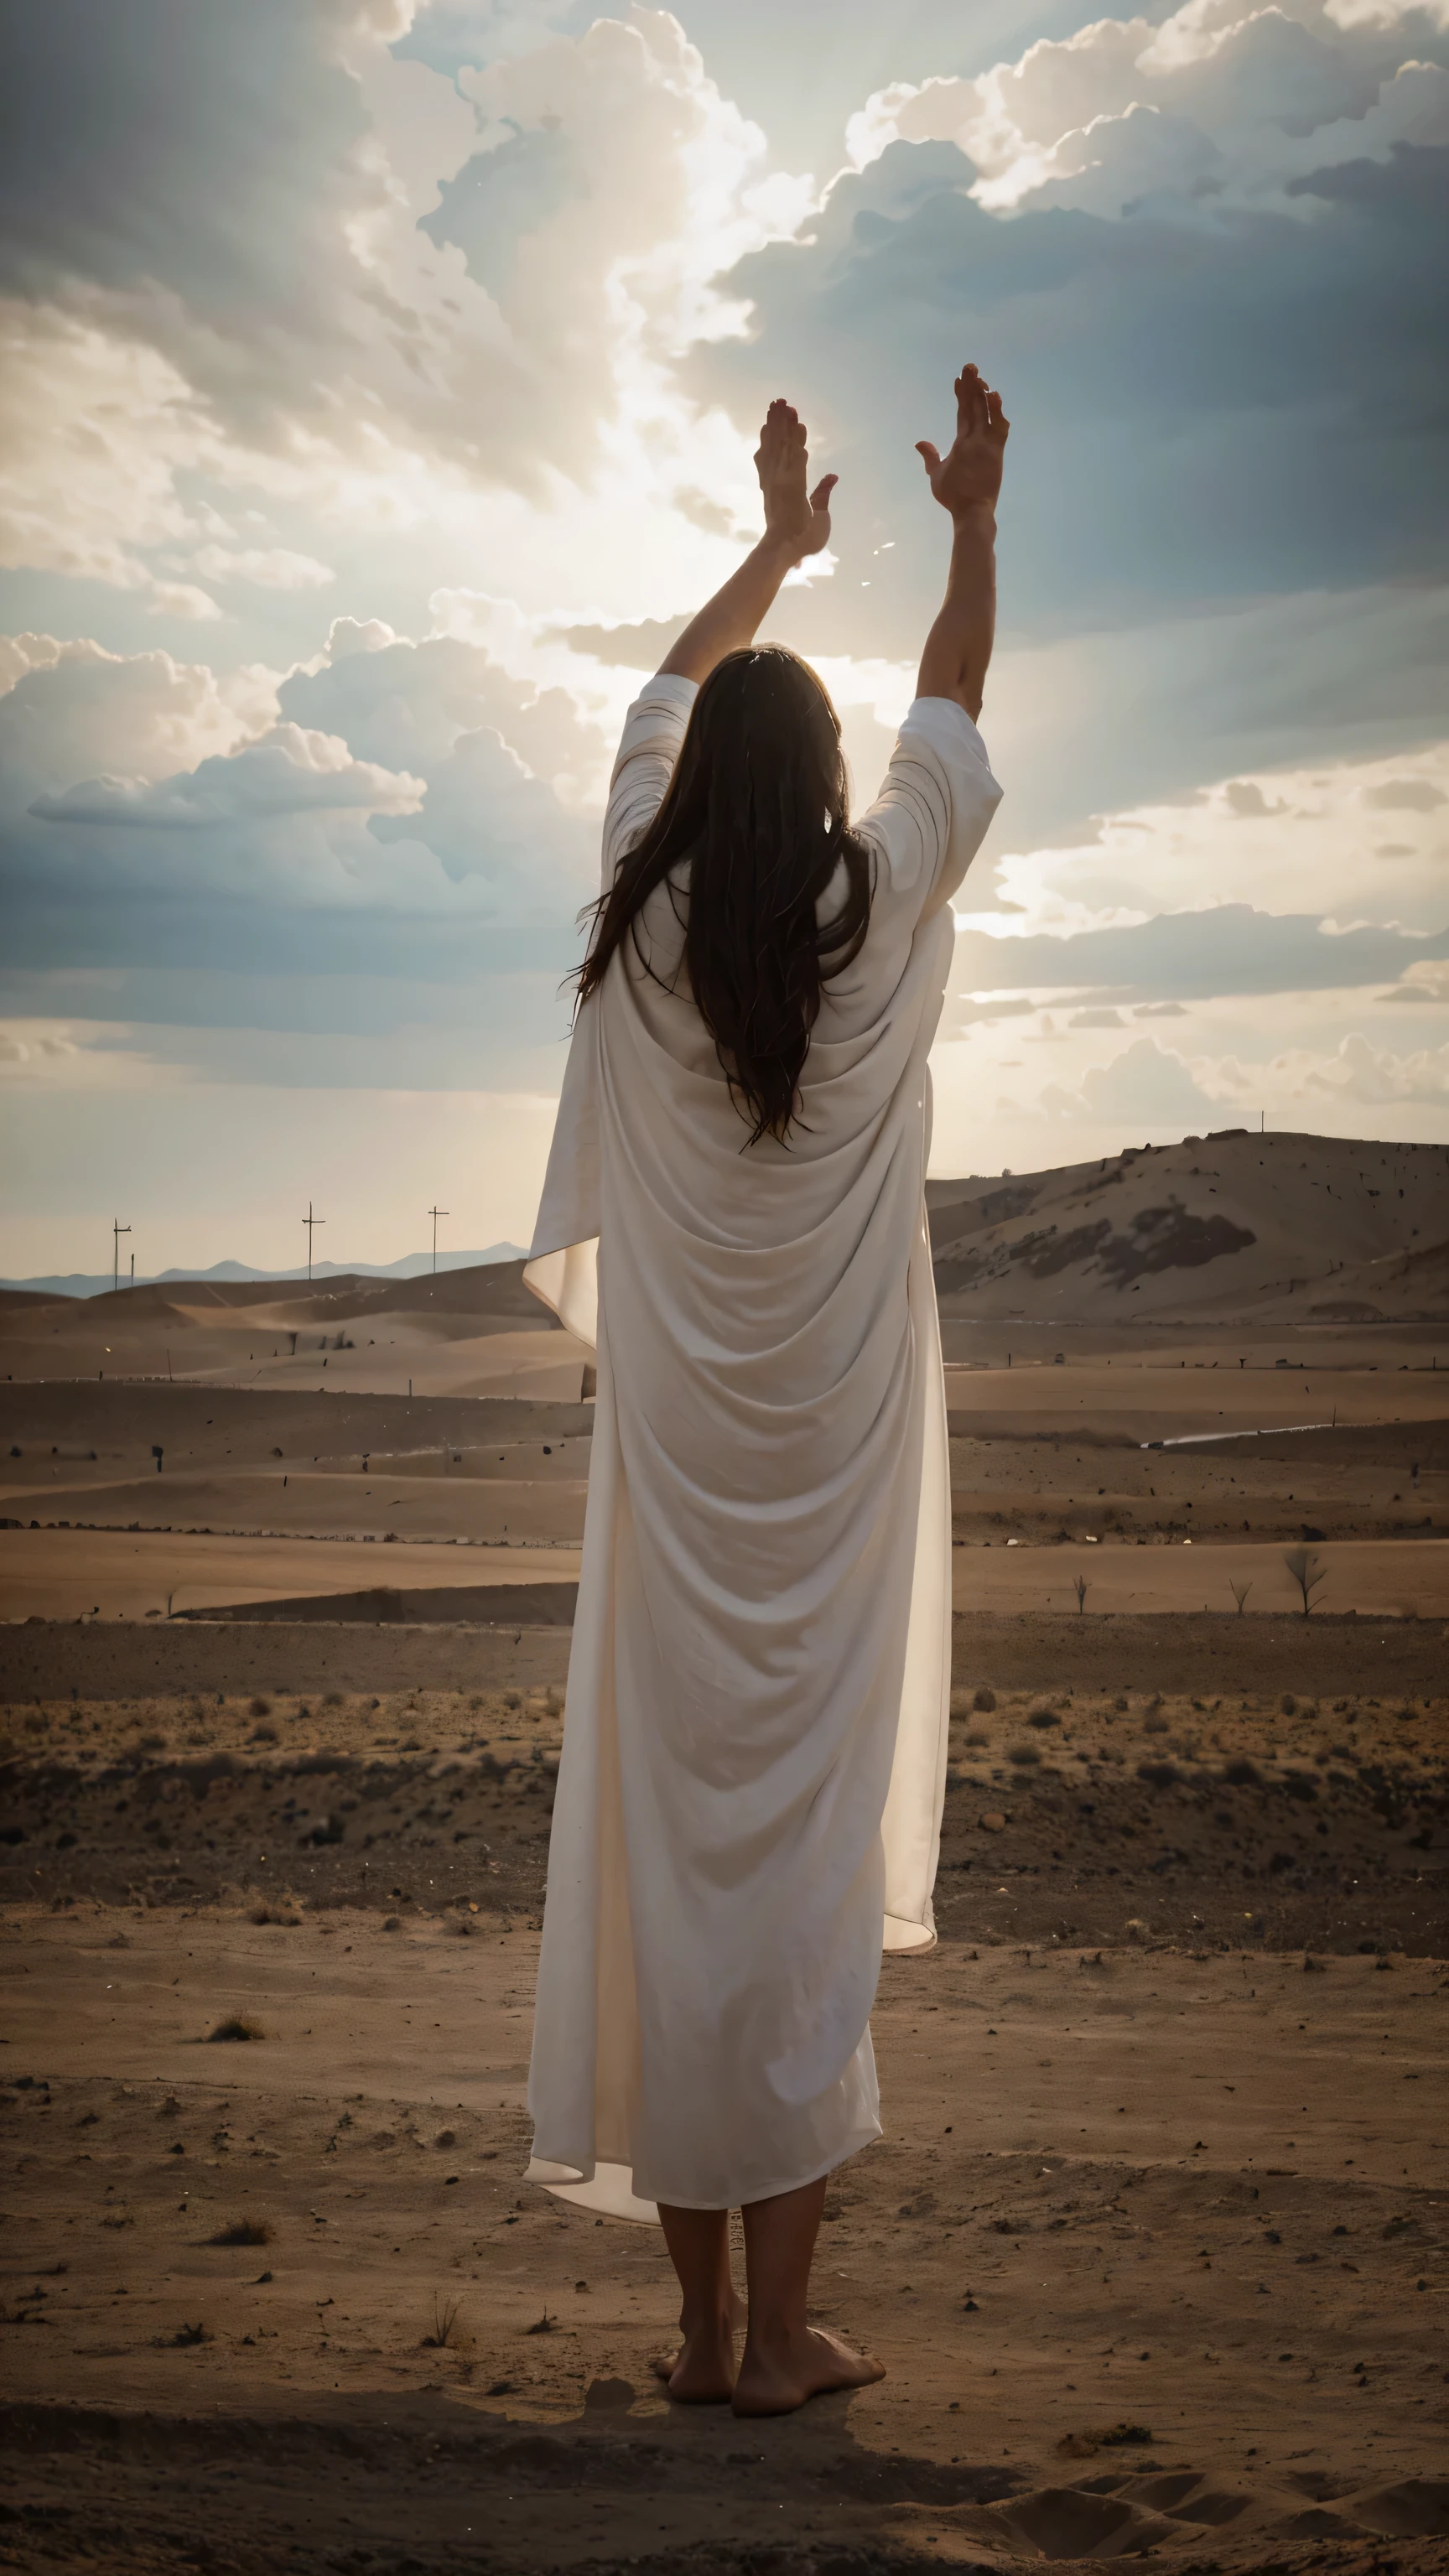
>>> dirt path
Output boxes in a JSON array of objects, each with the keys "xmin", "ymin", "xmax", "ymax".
[{"xmin": 2, "ymin": 1907, "xmax": 1446, "ymax": 2573}]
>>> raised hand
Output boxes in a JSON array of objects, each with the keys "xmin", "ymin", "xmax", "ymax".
[
  {"xmin": 754, "ymin": 398, "xmax": 837, "ymax": 559},
  {"xmin": 916, "ymin": 364, "xmax": 1008, "ymax": 520}
]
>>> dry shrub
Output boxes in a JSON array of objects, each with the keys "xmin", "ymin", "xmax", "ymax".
[
  {"xmin": 1280, "ymin": 1693, "xmax": 1298, "ymax": 1716},
  {"xmin": 248, "ymin": 1696, "xmax": 272, "ymax": 1718},
  {"xmin": 422, "ymin": 2294, "xmax": 461, "ymax": 2349},
  {"xmin": 209, "ymin": 2218, "xmax": 271, "ymax": 2246},
  {"xmin": 1142, "ymin": 1713, "xmax": 1171, "ymax": 1737},
  {"xmin": 973, "ymin": 1686, "xmax": 997, "ymax": 1714},
  {"xmin": 206, "ymin": 2015, "xmax": 264, "ymax": 2044},
  {"xmin": 1007, "ymin": 1743, "xmax": 1041, "ymax": 1768}
]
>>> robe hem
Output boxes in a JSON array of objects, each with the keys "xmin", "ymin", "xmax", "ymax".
[{"xmin": 525, "ymin": 2120, "xmax": 883, "ymax": 2225}]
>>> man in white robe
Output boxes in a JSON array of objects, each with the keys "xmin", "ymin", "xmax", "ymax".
[{"xmin": 523, "ymin": 367, "xmax": 1007, "ymax": 2412}]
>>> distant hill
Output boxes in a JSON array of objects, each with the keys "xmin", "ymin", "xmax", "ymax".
[
  {"xmin": 0, "ymin": 1247, "xmax": 527, "ymax": 1303},
  {"xmin": 8, "ymin": 1131, "xmax": 1447, "ymax": 1330},
  {"xmin": 21, "ymin": 1257, "xmax": 551, "ymax": 1326},
  {"xmin": 927, "ymin": 1130, "xmax": 1449, "ymax": 1326}
]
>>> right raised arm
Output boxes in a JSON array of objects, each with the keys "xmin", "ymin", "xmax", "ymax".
[{"xmin": 913, "ymin": 364, "xmax": 1009, "ymax": 721}]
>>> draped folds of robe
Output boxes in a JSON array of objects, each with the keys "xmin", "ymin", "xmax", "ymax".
[{"xmin": 523, "ymin": 675, "xmax": 1002, "ymax": 2221}]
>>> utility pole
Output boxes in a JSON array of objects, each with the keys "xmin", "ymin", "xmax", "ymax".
[
  {"xmin": 112, "ymin": 1219, "xmax": 130, "ymax": 1293},
  {"xmin": 303, "ymin": 1201, "xmax": 325, "ymax": 1281},
  {"xmin": 428, "ymin": 1205, "xmax": 449, "ymax": 1275}
]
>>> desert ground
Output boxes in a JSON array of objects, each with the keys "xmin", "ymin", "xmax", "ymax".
[{"xmin": 3, "ymin": 1132, "xmax": 1446, "ymax": 2572}]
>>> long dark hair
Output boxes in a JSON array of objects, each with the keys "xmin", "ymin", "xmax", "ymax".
[{"xmin": 575, "ymin": 647, "xmax": 871, "ymax": 1145}]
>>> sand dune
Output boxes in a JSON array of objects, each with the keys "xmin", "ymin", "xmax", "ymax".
[
  {"xmin": 1, "ymin": 1467, "xmax": 588, "ymax": 1546},
  {"xmin": 0, "ymin": 1256, "xmax": 586, "ymax": 1400},
  {"xmin": 174, "ymin": 1328, "xmax": 590, "ymax": 1402}
]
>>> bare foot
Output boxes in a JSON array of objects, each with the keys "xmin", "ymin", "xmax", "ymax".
[
  {"xmin": 731, "ymin": 2326, "xmax": 885, "ymax": 2418},
  {"xmin": 651, "ymin": 2319, "xmax": 736, "ymax": 2404}
]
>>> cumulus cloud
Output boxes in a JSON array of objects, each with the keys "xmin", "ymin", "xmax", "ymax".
[
  {"xmin": 699, "ymin": 91, "xmax": 1449, "ymax": 644},
  {"xmin": 845, "ymin": 1, "xmax": 1449, "ymax": 221},
  {"xmin": 1380, "ymin": 957, "xmax": 1449, "ymax": 1002},
  {"xmin": 1303, "ymin": 1030, "xmax": 1449, "ymax": 1103},
  {"xmin": 0, "ymin": 1024, "xmax": 78, "ymax": 1070},
  {"xmin": 0, "ymin": 613, "xmax": 600, "ymax": 950},
  {"xmin": 989, "ymin": 1021, "xmax": 1449, "ymax": 1154},
  {"xmin": 28, "ymin": 726, "xmax": 423, "ymax": 829},
  {"xmin": 1031, "ymin": 1035, "xmax": 1218, "ymax": 1124},
  {"xmin": 960, "ymin": 739, "xmax": 1449, "ymax": 942},
  {"xmin": 1363, "ymin": 774, "xmax": 1447, "ymax": 811},
  {"xmin": 0, "ymin": 636, "xmax": 252, "ymax": 785},
  {"xmin": 0, "ymin": 0, "xmax": 813, "ymax": 621},
  {"xmin": 0, "ymin": 304, "xmax": 222, "ymax": 590},
  {"xmin": 278, "ymin": 614, "xmax": 608, "ymax": 893}
]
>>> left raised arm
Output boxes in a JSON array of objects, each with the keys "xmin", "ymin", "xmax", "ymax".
[{"xmin": 657, "ymin": 399, "xmax": 836, "ymax": 685}]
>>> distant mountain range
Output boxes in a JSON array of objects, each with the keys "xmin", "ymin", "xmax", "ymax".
[{"xmin": 0, "ymin": 1247, "xmax": 528, "ymax": 1301}]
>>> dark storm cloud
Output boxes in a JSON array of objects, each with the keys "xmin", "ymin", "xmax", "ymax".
[{"xmin": 688, "ymin": 138, "xmax": 1449, "ymax": 649}]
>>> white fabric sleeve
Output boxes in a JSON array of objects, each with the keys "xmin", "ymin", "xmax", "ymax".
[
  {"xmin": 600, "ymin": 673, "xmax": 699, "ymax": 891},
  {"xmin": 855, "ymin": 695, "xmax": 1003, "ymax": 921}
]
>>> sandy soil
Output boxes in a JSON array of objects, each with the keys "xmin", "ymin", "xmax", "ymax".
[
  {"xmin": 3, "ymin": 1353, "xmax": 1442, "ymax": 1622},
  {"xmin": 948, "ymin": 1540, "xmax": 1449, "ymax": 1617},
  {"xmin": 942, "ymin": 1357, "xmax": 1449, "ymax": 1437},
  {"xmin": 4, "ymin": 1667, "xmax": 1443, "ymax": 1951},
  {"xmin": 3, "ymin": 1607, "xmax": 1442, "ymax": 1707},
  {"xmin": 6, "ymin": 1527, "xmax": 1447, "ymax": 1623},
  {"xmin": 3, "ymin": 1211, "xmax": 1446, "ymax": 2568},
  {"xmin": 0, "ymin": 1258, "xmax": 589, "ymax": 1402},
  {"xmin": 3, "ymin": 1898, "xmax": 1445, "ymax": 2575},
  {"xmin": 0, "ymin": 1532, "xmax": 584, "ymax": 1623}
]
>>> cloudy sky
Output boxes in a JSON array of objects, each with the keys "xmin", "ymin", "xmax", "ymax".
[{"xmin": 2, "ymin": 0, "xmax": 1446, "ymax": 1276}]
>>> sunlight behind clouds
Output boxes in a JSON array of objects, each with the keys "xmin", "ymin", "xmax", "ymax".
[{"xmin": 0, "ymin": 0, "xmax": 1444, "ymax": 1268}]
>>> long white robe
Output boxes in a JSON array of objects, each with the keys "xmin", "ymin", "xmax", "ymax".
[{"xmin": 523, "ymin": 675, "xmax": 1001, "ymax": 2220}]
